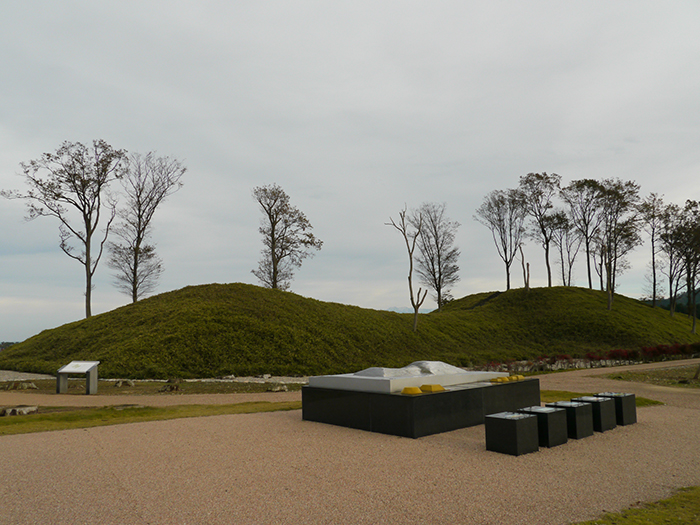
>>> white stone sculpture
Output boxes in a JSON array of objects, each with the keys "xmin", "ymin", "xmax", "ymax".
[{"xmin": 308, "ymin": 360, "xmax": 508, "ymax": 393}]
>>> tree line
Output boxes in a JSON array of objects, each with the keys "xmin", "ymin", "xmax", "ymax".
[
  {"xmin": 3, "ymin": 142, "xmax": 697, "ymax": 337},
  {"xmin": 474, "ymin": 173, "xmax": 699, "ymax": 333},
  {"xmin": 1, "ymin": 141, "xmax": 328, "ymax": 322},
  {"xmin": 1, "ymin": 139, "xmax": 459, "ymax": 334}
]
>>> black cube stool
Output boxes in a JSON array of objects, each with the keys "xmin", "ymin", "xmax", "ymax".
[
  {"xmin": 572, "ymin": 396, "xmax": 617, "ymax": 432},
  {"xmin": 545, "ymin": 401, "xmax": 594, "ymax": 439},
  {"xmin": 485, "ymin": 412, "xmax": 539, "ymax": 456},
  {"xmin": 517, "ymin": 406, "xmax": 568, "ymax": 448},
  {"xmin": 596, "ymin": 392, "xmax": 637, "ymax": 425}
]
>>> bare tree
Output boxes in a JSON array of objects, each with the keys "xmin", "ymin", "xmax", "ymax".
[
  {"xmin": 387, "ymin": 206, "xmax": 428, "ymax": 331},
  {"xmin": 595, "ymin": 179, "xmax": 642, "ymax": 310},
  {"xmin": 561, "ymin": 179, "xmax": 604, "ymax": 289},
  {"xmin": 549, "ymin": 210, "xmax": 582, "ymax": 286},
  {"xmin": 2, "ymin": 140, "xmax": 125, "ymax": 318},
  {"xmin": 518, "ymin": 172, "xmax": 562, "ymax": 287},
  {"xmin": 659, "ymin": 203, "xmax": 685, "ymax": 316},
  {"xmin": 411, "ymin": 202, "xmax": 460, "ymax": 311},
  {"xmin": 252, "ymin": 184, "xmax": 322, "ymax": 290},
  {"xmin": 638, "ymin": 193, "xmax": 666, "ymax": 307},
  {"xmin": 474, "ymin": 189, "xmax": 526, "ymax": 291},
  {"xmin": 108, "ymin": 152, "xmax": 185, "ymax": 302}
]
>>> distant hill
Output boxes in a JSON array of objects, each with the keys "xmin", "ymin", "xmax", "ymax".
[
  {"xmin": 645, "ymin": 290, "xmax": 699, "ymax": 315},
  {"xmin": 0, "ymin": 283, "xmax": 698, "ymax": 379}
]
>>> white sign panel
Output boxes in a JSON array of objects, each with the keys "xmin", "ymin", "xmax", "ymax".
[{"xmin": 58, "ymin": 361, "xmax": 100, "ymax": 374}]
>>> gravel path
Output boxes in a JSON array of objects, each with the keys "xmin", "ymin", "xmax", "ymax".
[{"xmin": 1, "ymin": 359, "xmax": 699, "ymax": 524}]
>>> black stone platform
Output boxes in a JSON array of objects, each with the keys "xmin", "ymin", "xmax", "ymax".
[
  {"xmin": 517, "ymin": 405, "xmax": 568, "ymax": 448},
  {"xmin": 596, "ymin": 392, "xmax": 637, "ymax": 425},
  {"xmin": 572, "ymin": 396, "xmax": 617, "ymax": 432},
  {"xmin": 545, "ymin": 401, "xmax": 594, "ymax": 439},
  {"xmin": 485, "ymin": 412, "xmax": 539, "ymax": 456},
  {"xmin": 302, "ymin": 378, "xmax": 540, "ymax": 438}
]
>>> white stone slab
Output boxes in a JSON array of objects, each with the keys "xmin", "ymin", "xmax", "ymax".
[
  {"xmin": 308, "ymin": 361, "xmax": 508, "ymax": 393},
  {"xmin": 58, "ymin": 361, "xmax": 100, "ymax": 374}
]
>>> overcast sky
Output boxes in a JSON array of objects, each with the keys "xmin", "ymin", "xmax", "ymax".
[{"xmin": 1, "ymin": 1, "xmax": 699, "ymax": 342}]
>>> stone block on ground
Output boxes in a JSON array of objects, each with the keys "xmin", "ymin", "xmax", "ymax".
[{"xmin": 0, "ymin": 405, "xmax": 39, "ymax": 416}]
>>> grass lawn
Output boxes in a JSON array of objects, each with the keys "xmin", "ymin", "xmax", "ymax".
[
  {"xmin": 573, "ymin": 486, "xmax": 700, "ymax": 524},
  {"xmin": 608, "ymin": 365, "xmax": 700, "ymax": 389},
  {"xmin": 1, "ymin": 377, "xmax": 304, "ymax": 435},
  {"xmin": 540, "ymin": 390, "xmax": 662, "ymax": 408},
  {"xmin": 0, "ymin": 401, "xmax": 302, "ymax": 436}
]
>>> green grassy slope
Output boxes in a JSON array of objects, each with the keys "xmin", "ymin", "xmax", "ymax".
[{"xmin": 0, "ymin": 283, "xmax": 697, "ymax": 378}]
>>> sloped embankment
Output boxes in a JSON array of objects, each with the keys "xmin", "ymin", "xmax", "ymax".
[{"xmin": 0, "ymin": 283, "xmax": 697, "ymax": 378}]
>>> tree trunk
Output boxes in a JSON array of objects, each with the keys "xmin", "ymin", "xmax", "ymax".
[
  {"xmin": 669, "ymin": 279, "xmax": 676, "ymax": 317},
  {"xmin": 606, "ymin": 261, "xmax": 614, "ymax": 311},
  {"xmin": 131, "ymin": 243, "xmax": 140, "ymax": 303},
  {"xmin": 585, "ymin": 239, "xmax": 593, "ymax": 289},
  {"xmin": 560, "ymin": 253, "xmax": 566, "ymax": 287},
  {"xmin": 84, "ymin": 237, "xmax": 92, "ymax": 318},
  {"xmin": 526, "ymin": 263, "xmax": 530, "ymax": 290},
  {"xmin": 85, "ymin": 264, "xmax": 92, "ymax": 318},
  {"xmin": 520, "ymin": 246, "xmax": 529, "ymax": 291},
  {"xmin": 544, "ymin": 242, "xmax": 552, "ymax": 287},
  {"xmin": 409, "ymin": 279, "xmax": 427, "ymax": 332},
  {"xmin": 691, "ymin": 285, "xmax": 697, "ymax": 335},
  {"xmin": 651, "ymin": 236, "xmax": 657, "ymax": 307}
]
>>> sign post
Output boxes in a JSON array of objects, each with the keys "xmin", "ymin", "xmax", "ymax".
[{"xmin": 56, "ymin": 361, "xmax": 100, "ymax": 395}]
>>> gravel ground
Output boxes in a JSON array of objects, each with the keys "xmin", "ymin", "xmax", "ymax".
[{"xmin": 1, "ymin": 359, "xmax": 699, "ymax": 524}]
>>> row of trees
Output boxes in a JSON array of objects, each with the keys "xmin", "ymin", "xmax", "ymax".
[
  {"xmin": 4, "ymin": 143, "xmax": 696, "ymax": 336},
  {"xmin": 2, "ymin": 140, "xmax": 185, "ymax": 317},
  {"xmin": 2, "ymin": 141, "xmax": 324, "ymax": 321},
  {"xmin": 250, "ymin": 186, "xmax": 464, "ymax": 334},
  {"xmin": 474, "ymin": 173, "xmax": 699, "ymax": 332}
]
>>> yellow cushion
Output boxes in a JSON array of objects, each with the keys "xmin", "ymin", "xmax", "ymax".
[
  {"xmin": 402, "ymin": 386, "xmax": 423, "ymax": 395},
  {"xmin": 420, "ymin": 384, "xmax": 446, "ymax": 393}
]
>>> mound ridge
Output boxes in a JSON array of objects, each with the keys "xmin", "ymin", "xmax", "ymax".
[{"xmin": 0, "ymin": 283, "xmax": 698, "ymax": 378}]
